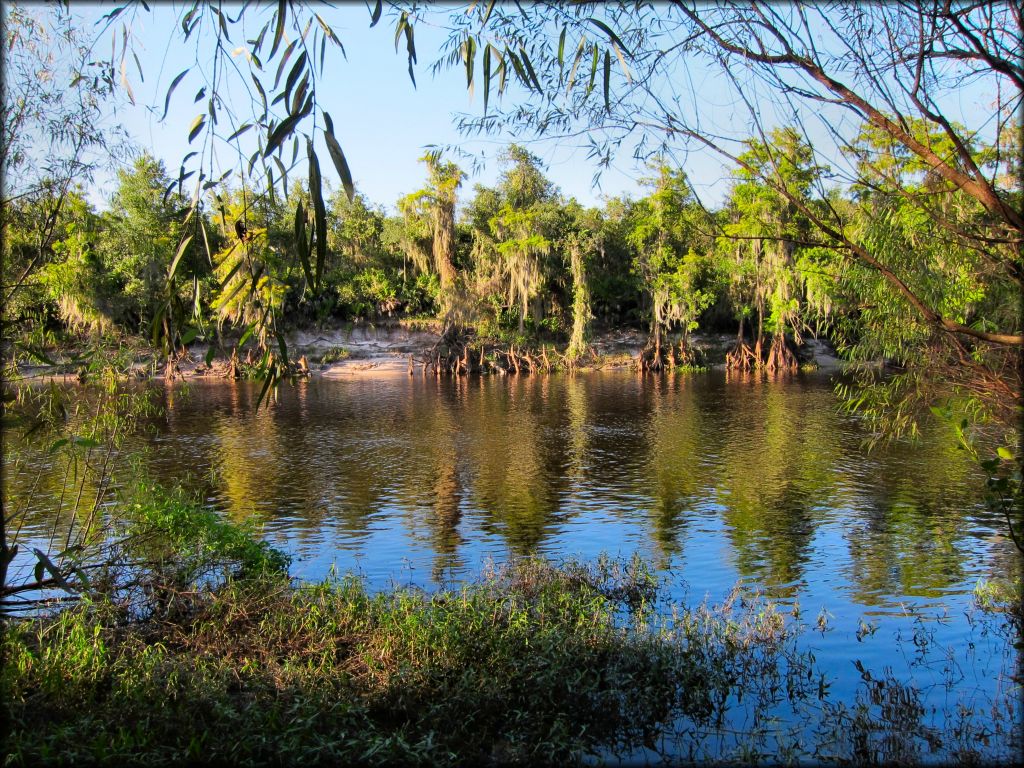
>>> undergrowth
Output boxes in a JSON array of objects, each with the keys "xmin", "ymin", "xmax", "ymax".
[{"xmin": 3, "ymin": 554, "xmax": 1020, "ymax": 766}]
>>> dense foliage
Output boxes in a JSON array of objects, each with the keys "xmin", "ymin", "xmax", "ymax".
[{"xmin": 4, "ymin": 556, "xmax": 1019, "ymax": 765}]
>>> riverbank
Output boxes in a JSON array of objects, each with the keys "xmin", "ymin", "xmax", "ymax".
[
  {"xmin": 11, "ymin": 323, "xmax": 846, "ymax": 383},
  {"xmin": 4, "ymin": 556, "xmax": 1017, "ymax": 766}
]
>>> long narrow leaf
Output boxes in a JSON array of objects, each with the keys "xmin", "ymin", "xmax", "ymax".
[
  {"xmin": 168, "ymin": 234, "xmax": 194, "ymax": 280},
  {"xmin": 188, "ymin": 114, "xmax": 205, "ymax": 143},
  {"xmin": 603, "ymin": 50, "xmax": 611, "ymax": 111},
  {"xmin": 294, "ymin": 200, "xmax": 313, "ymax": 287},
  {"xmin": 263, "ymin": 112, "xmax": 301, "ymax": 157},
  {"xmin": 587, "ymin": 17, "xmax": 632, "ymax": 57},
  {"xmin": 161, "ymin": 68, "xmax": 189, "ymax": 120},
  {"xmin": 307, "ymin": 140, "xmax": 327, "ymax": 290},
  {"xmin": 269, "ymin": 0, "xmax": 286, "ymax": 59},
  {"xmin": 323, "ymin": 111, "xmax": 355, "ymax": 201}
]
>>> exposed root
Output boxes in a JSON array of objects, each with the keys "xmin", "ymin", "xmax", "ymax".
[
  {"xmin": 675, "ymin": 338, "xmax": 700, "ymax": 367},
  {"xmin": 636, "ymin": 335, "xmax": 666, "ymax": 372},
  {"xmin": 725, "ymin": 340, "xmax": 759, "ymax": 372},
  {"xmin": 764, "ymin": 333, "xmax": 799, "ymax": 374}
]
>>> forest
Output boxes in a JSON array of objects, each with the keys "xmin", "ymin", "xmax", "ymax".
[{"xmin": 5, "ymin": 126, "xmax": 1020, "ymax": 434}]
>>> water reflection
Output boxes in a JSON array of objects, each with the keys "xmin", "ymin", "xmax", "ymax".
[{"xmin": 4, "ymin": 371, "xmax": 1017, "ymax": 609}]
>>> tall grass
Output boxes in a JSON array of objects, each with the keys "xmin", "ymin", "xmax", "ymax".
[{"xmin": 3, "ymin": 555, "xmax": 1020, "ymax": 766}]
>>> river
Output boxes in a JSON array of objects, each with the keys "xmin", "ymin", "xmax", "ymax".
[{"xmin": 4, "ymin": 369, "xmax": 1020, "ymax": 759}]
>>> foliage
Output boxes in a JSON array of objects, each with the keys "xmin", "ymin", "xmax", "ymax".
[{"xmin": 3, "ymin": 556, "xmax": 1018, "ymax": 765}]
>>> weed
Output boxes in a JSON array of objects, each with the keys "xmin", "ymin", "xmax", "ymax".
[
  {"xmin": 2, "ymin": 560, "xmax": 1020, "ymax": 766},
  {"xmin": 318, "ymin": 346, "xmax": 350, "ymax": 365}
]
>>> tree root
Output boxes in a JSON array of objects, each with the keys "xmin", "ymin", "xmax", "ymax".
[
  {"xmin": 636, "ymin": 337, "xmax": 703, "ymax": 372},
  {"xmin": 725, "ymin": 340, "xmax": 759, "ymax": 372},
  {"xmin": 763, "ymin": 333, "xmax": 799, "ymax": 373}
]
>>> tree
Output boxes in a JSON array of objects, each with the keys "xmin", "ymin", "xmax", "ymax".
[
  {"xmin": 431, "ymin": 1, "xmax": 1019, "ymax": 433},
  {"xmin": 719, "ymin": 129, "xmax": 828, "ymax": 373},
  {"xmin": 209, "ymin": 184, "xmax": 290, "ymax": 361},
  {"xmin": 2, "ymin": 4, "xmax": 130, "ymax": 348},
  {"xmin": 560, "ymin": 200, "xmax": 598, "ymax": 364},
  {"xmin": 396, "ymin": 154, "xmax": 466, "ymax": 323},
  {"xmin": 488, "ymin": 145, "xmax": 559, "ymax": 335},
  {"xmin": 98, "ymin": 154, "xmax": 187, "ymax": 334},
  {"xmin": 627, "ymin": 165, "xmax": 715, "ymax": 370}
]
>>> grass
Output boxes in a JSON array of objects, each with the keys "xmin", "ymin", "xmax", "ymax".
[
  {"xmin": 3, "ymin": 547, "xmax": 1021, "ymax": 766},
  {"xmin": 317, "ymin": 346, "xmax": 350, "ymax": 365}
]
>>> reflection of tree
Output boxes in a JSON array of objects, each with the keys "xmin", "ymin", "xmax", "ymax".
[
  {"xmin": 840, "ymin": 432, "xmax": 981, "ymax": 603},
  {"xmin": 392, "ymin": 376, "xmax": 466, "ymax": 581},
  {"xmin": 641, "ymin": 375, "xmax": 704, "ymax": 563},
  {"xmin": 715, "ymin": 378, "xmax": 838, "ymax": 594},
  {"xmin": 564, "ymin": 376, "xmax": 589, "ymax": 484},
  {"xmin": 209, "ymin": 381, "xmax": 391, "ymax": 545},
  {"xmin": 462, "ymin": 376, "xmax": 570, "ymax": 554},
  {"xmin": 12, "ymin": 372, "xmax": 1006, "ymax": 606}
]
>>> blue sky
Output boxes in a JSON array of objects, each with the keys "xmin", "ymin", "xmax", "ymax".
[
  {"xmin": 72, "ymin": 3, "xmax": 1004, "ymax": 215},
  {"xmin": 81, "ymin": 2, "xmax": 661, "ymax": 213}
]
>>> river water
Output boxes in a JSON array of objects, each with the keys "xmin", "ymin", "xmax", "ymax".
[{"xmin": 4, "ymin": 369, "xmax": 1020, "ymax": 758}]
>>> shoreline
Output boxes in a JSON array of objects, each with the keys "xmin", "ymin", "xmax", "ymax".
[{"xmin": 10, "ymin": 326, "xmax": 846, "ymax": 383}]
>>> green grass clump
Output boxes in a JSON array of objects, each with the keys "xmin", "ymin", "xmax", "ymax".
[
  {"xmin": 317, "ymin": 346, "xmax": 350, "ymax": 364},
  {"xmin": 120, "ymin": 481, "xmax": 291, "ymax": 579}
]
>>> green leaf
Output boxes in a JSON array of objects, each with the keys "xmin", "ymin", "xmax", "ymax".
[
  {"xmin": 273, "ymin": 39, "xmax": 299, "ymax": 91},
  {"xmin": 180, "ymin": 327, "xmax": 199, "ymax": 345},
  {"xmin": 238, "ymin": 324, "xmax": 256, "ymax": 350},
  {"xmin": 16, "ymin": 343, "xmax": 56, "ymax": 366},
  {"xmin": 463, "ymin": 36, "xmax": 476, "ymax": 90},
  {"xmin": 402, "ymin": 15, "xmax": 417, "ymax": 86},
  {"xmin": 269, "ymin": 0, "xmax": 286, "ymax": 59},
  {"xmin": 480, "ymin": 0, "xmax": 497, "ymax": 27},
  {"xmin": 482, "ymin": 43, "xmax": 492, "ymax": 113},
  {"xmin": 227, "ymin": 122, "xmax": 253, "ymax": 142},
  {"xmin": 47, "ymin": 438, "xmax": 69, "ymax": 454},
  {"xmin": 216, "ymin": 252, "xmax": 243, "ymax": 291},
  {"xmin": 307, "ymin": 139, "xmax": 328, "ymax": 290},
  {"xmin": 518, "ymin": 47, "xmax": 542, "ymax": 93},
  {"xmin": 273, "ymin": 155, "xmax": 289, "ymax": 193},
  {"xmin": 506, "ymin": 46, "xmax": 529, "ymax": 87},
  {"xmin": 294, "ymin": 200, "xmax": 313, "ymax": 287},
  {"xmin": 314, "ymin": 12, "xmax": 344, "ymax": 51},
  {"xmin": 255, "ymin": 364, "xmax": 277, "ymax": 411},
  {"xmin": 587, "ymin": 43, "xmax": 598, "ymax": 95},
  {"xmin": 167, "ymin": 235, "xmax": 194, "ymax": 280},
  {"xmin": 283, "ymin": 50, "xmax": 307, "ymax": 105},
  {"xmin": 997, "ymin": 446, "xmax": 1014, "ymax": 460},
  {"xmin": 263, "ymin": 112, "xmax": 301, "ymax": 157},
  {"xmin": 205, "ymin": 346, "xmax": 217, "ymax": 366},
  {"xmin": 162, "ymin": 68, "xmax": 189, "ymax": 121},
  {"xmin": 323, "ymin": 111, "xmax": 354, "ymax": 202},
  {"xmin": 213, "ymin": 4, "xmax": 231, "ymax": 42},
  {"xmin": 587, "ymin": 17, "xmax": 632, "ymax": 56},
  {"xmin": 603, "ymin": 50, "xmax": 611, "ymax": 110},
  {"xmin": 32, "ymin": 549, "xmax": 74, "ymax": 592},
  {"xmin": 276, "ymin": 328, "xmax": 289, "ymax": 367},
  {"xmin": 188, "ymin": 114, "xmax": 205, "ymax": 143},
  {"xmin": 558, "ymin": 26, "xmax": 566, "ymax": 70},
  {"xmin": 370, "ymin": 0, "xmax": 382, "ymax": 27},
  {"xmin": 289, "ymin": 71, "xmax": 310, "ymax": 116},
  {"xmin": 252, "ymin": 74, "xmax": 267, "ymax": 113}
]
